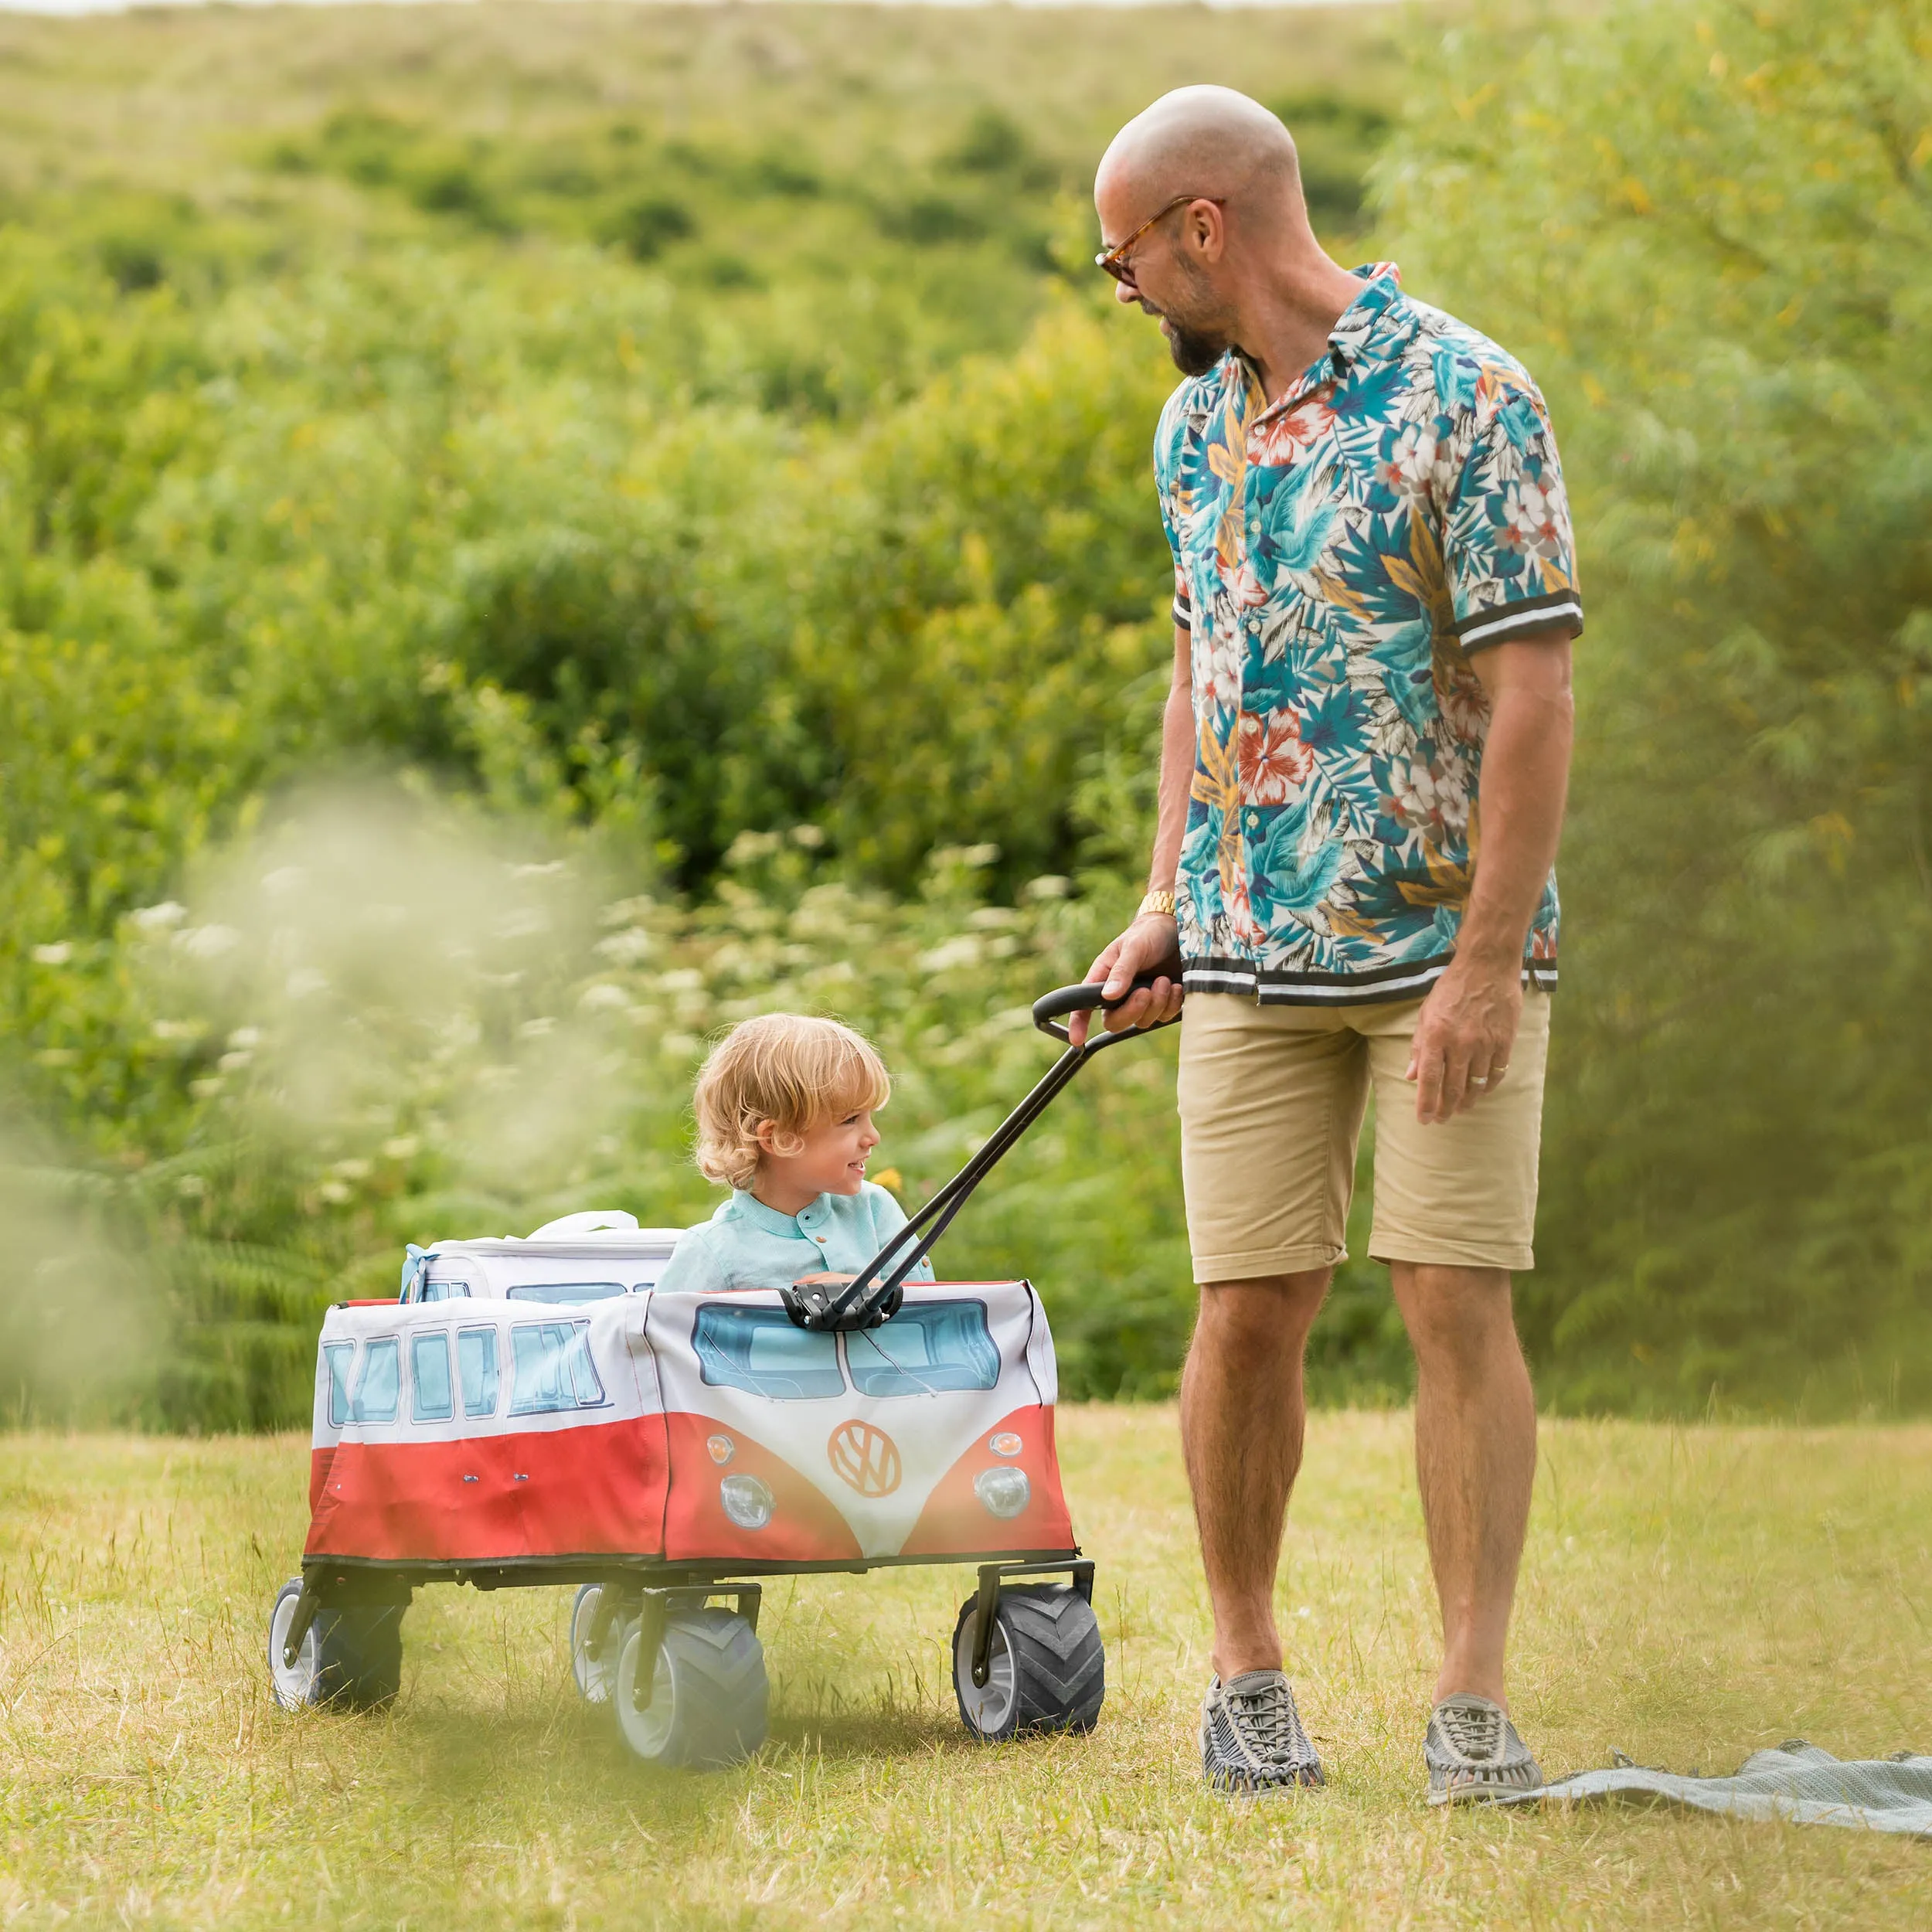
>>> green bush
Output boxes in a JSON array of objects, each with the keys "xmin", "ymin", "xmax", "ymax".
[{"xmin": 1375, "ymin": 0, "xmax": 1932, "ymax": 1411}]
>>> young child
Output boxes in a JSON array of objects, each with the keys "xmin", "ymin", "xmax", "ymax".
[{"xmin": 654, "ymin": 1013, "xmax": 934, "ymax": 1294}]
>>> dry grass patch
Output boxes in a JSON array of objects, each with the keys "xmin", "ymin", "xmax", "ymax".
[{"xmin": 4, "ymin": 1409, "xmax": 1930, "ymax": 1927}]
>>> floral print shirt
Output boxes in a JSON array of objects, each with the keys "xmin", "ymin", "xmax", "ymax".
[{"xmin": 1155, "ymin": 264, "xmax": 1581, "ymax": 1005}]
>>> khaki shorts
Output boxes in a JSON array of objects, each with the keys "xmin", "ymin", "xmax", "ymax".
[{"xmin": 1175, "ymin": 989, "xmax": 1551, "ymax": 1282}]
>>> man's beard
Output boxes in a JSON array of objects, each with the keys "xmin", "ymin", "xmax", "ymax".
[
  {"xmin": 1165, "ymin": 317, "xmax": 1228, "ymax": 377},
  {"xmin": 1146, "ymin": 265, "xmax": 1233, "ymax": 376}
]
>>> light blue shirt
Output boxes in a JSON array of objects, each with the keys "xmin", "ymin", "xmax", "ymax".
[{"xmin": 655, "ymin": 1182, "xmax": 935, "ymax": 1294}]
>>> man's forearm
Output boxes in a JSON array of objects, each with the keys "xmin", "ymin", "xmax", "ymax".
[
  {"xmin": 1408, "ymin": 634, "xmax": 1572, "ymax": 1121},
  {"xmin": 1458, "ymin": 671, "xmax": 1573, "ymax": 971},
  {"xmin": 1148, "ymin": 624, "xmax": 1195, "ymax": 891},
  {"xmin": 1078, "ymin": 627, "xmax": 1194, "ymax": 1039}
]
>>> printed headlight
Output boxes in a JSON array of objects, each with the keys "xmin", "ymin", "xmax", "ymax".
[
  {"xmin": 973, "ymin": 1466, "xmax": 1031, "ymax": 1520},
  {"xmin": 719, "ymin": 1473, "xmax": 774, "ymax": 1531}
]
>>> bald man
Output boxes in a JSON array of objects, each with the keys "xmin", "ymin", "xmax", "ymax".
[{"xmin": 1076, "ymin": 87, "xmax": 1579, "ymax": 1801}]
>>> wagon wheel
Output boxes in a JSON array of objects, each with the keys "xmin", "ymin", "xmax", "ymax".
[
  {"xmin": 267, "ymin": 1577, "xmax": 406, "ymax": 1712},
  {"xmin": 951, "ymin": 1583, "xmax": 1104, "ymax": 1743},
  {"xmin": 570, "ymin": 1583, "xmax": 632, "ymax": 1707},
  {"xmin": 613, "ymin": 1606, "xmax": 768, "ymax": 1769}
]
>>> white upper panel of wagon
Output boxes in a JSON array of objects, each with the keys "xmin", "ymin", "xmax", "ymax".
[{"xmin": 403, "ymin": 1209, "xmax": 691, "ymax": 1304}]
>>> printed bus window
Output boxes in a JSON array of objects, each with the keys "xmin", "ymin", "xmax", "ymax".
[
  {"xmin": 412, "ymin": 1332, "xmax": 454, "ymax": 1423},
  {"xmin": 420, "ymin": 1278, "xmax": 470, "ymax": 1303},
  {"xmin": 509, "ymin": 1321, "xmax": 606, "ymax": 1415},
  {"xmin": 350, "ymin": 1336, "xmax": 400, "ymax": 1424},
  {"xmin": 695, "ymin": 1306, "xmax": 844, "ymax": 1400},
  {"xmin": 505, "ymin": 1281, "xmax": 625, "ymax": 1304},
  {"xmin": 323, "ymin": 1342, "xmax": 355, "ymax": 1428},
  {"xmin": 846, "ymin": 1301, "xmax": 999, "ymax": 1397},
  {"xmin": 457, "ymin": 1327, "xmax": 499, "ymax": 1418}
]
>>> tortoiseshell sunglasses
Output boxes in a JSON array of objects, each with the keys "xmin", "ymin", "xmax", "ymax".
[{"xmin": 1094, "ymin": 194, "xmax": 1226, "ymax": 285}]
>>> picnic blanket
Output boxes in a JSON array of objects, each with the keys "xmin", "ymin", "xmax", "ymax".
[{"xmin": 1493, "ymin": 1741, "xmax": 1932, "ymax": 1838}]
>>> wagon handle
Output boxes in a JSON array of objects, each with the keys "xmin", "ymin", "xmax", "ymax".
[
  {"xmin": 780, "ymin": 974, "xmax": 1179, "ymax": 1332},
  {"xmin": 1030, "ymin": 973, "xmax": 1183, "ymax": 1046}
]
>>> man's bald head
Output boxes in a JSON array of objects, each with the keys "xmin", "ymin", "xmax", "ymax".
[
  {"xmin": 1095, "ymin": 86, "xmax": 1303, "ymax": 234},
  {"xmin": 1095, "ymin": 87, "xmax": 1366, "ymax": 386}
]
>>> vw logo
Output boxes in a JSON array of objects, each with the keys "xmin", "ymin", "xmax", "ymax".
[{"xmin": 828, "ymin": 1420, "xmax": 901, "ymax": 1498}]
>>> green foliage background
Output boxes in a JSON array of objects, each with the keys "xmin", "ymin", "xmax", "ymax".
[
  {"xmin": 1375, "ymin": 0, "xmax": 1932, "ymax": 1413},
  {"xmin": 1, "ymin": 0, "xmax": 1926, "ymax": 1427}
]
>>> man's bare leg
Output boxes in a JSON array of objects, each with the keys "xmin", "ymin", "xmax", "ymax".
[
  {"xmin": 1389, "ymin": 1261, "xmax": 1536, "ymax": 1708},
  {"xmin": 1180, "ymin": 1268, "xmax": 1332, "ymax": 1679}
]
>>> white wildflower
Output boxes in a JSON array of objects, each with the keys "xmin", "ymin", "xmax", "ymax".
[{"xmin": 175, "ymin": 925, "xmax": 241, "ymax": 960}]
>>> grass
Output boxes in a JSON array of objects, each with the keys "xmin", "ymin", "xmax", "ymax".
[{"xmin": 5, "ymin": 1409, "xmax": 1931, "ymax": 1927}]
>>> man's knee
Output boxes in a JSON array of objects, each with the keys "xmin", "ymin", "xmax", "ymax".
[
  {"xmin": 1391, "ymin": 1263, "xmax": 1522, "ymax": 1372},
  {"xmin": 1193, "ymin": 1269, "xmax": 1331, "ymax": 1355}
]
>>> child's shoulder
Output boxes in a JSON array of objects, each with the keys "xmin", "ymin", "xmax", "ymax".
[
  {"xmin": 671, "ymin": 1199, "xmax": 735, "ymax": 1247},
  {"xmin": 658, "ymin": 1201, "xmax": 733, "ymax": 1261}
]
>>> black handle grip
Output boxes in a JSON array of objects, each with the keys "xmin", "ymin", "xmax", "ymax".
[{"xmin": 1032, "ymin": 971, "xmax": 1182, "ymax": 1043}]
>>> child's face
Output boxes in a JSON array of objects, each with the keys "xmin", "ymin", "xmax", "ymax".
[{"xmin": 757, "ymin": 1105, "xmax": 880, "ymax": 1199}]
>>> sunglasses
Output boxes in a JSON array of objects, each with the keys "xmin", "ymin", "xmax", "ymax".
[{"xmin": 1094, "ymin": 194, "xmax": 1226, "ymax": 286}]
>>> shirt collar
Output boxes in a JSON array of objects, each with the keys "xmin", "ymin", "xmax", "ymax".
[
  {"xmin": 1220, "ymin": 262, "xmax": 1409, "ymax": 423},
  {"xmin": 725, "ymin": 1189, "xmax": 811, "ymax": 1236},
  {"xmin": 1327, "ymin": 261, "xmax": 1408, "ymax": 369}
]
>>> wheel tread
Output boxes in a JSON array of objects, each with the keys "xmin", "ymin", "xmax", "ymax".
[
  {"xmin": 615, "ymin": 1607, "xmax": 768, "ymax": 1769},
  {"xmin": 267, "ymin": 1577, "xmax": 404, "ymax": 1712},
  {"xmin": 315, "ymin": 1602, "xmax": 406, "ymax": 1709},
  {"xmin": 953, "ymin": 1583, "xmax": 1104, "ymax": 1740}
]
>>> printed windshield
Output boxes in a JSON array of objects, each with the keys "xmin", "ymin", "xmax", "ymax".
[
  {"xmin": 846, "ymin": 1301, "xmax": 998, "ymax": 1396},
  {"xmin": 694, "ymin": 1306, "xmax": 844, "ymax": 1400}
]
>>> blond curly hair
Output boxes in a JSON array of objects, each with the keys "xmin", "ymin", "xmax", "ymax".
[{"xmin": 692, "ymin": 1013, "xmax": 891, "ymax": 1192}]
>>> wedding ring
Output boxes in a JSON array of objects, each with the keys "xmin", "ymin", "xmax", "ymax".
[{"xmin": 1469, "ymin": 1075, "xmax": 1488, "ymax": 1087}]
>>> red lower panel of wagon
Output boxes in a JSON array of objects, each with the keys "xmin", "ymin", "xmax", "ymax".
[
  {"xmin": 304, "ymin": 1415, "xmax": 669, "ymax": 1563},
  {"xmin": 899, "ymin": 1406, "xmax": 1073, "ymax": 1556},
  {"xmin": 662, "ymin": 1412, "xmax": 864, "ymax": 1563}
]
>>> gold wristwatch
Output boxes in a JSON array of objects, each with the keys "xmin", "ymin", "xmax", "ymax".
[{"xmin": 1137, "ymin": 889, "xmax": 1177, "ymax": 920}]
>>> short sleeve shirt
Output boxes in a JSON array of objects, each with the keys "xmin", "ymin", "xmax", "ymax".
[
  {"xmin": 653, "ymin": 1182, "xmax": 935, "ymax": 1294},
  {"xmin": 1155, "ymin": 264, "xmax": 1581, "ymax": 1005}
]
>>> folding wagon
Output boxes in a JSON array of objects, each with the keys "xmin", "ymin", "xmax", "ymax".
[{"xmin": 267, "ymin": 977, "xmax": 1172, "ymax": 1767}]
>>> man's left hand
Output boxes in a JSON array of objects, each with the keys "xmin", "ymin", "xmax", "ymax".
[{"xmin": 1406, "ymin": 963, "xmax": 1522, "ymax": 1124}]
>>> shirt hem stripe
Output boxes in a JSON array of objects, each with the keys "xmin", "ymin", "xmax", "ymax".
[
  {"xmin": 1454, "ymin": 590, "xmax": 1584, "ymax": 648},
  {"xmin": 1182, "ymin": 954, "xmax": 1558, "ymax": 1007}
]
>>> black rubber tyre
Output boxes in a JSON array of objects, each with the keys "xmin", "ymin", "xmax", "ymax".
[
  {"xmin": 267, "ymin": 1577, "xmax": 405, "ymax": 1711},
  {"xmin": 614, "ymin": 1607, "xmax": 768, "ymax": 1769},
  {"xmin": 951, "ymin": 1583, "xmax": 1104, "ymax": 1743},
  {"xmin": 316, "ymin": 1600, "xmax": 406, "ymax": 1709}
]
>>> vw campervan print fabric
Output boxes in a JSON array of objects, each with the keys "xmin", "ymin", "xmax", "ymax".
[{"xmin": 304, "ymin": 1284, "xmax": 1073, "ymax": 1569}]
